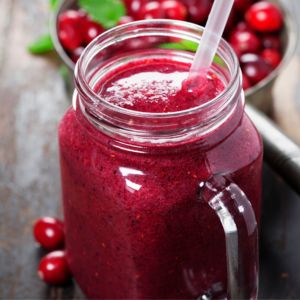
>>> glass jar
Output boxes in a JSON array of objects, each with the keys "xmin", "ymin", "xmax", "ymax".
[{"xmin": 58, "ymin": 20, "xmax": 262, "ymax": 299}]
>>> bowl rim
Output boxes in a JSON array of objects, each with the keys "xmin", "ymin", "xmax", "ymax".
[
  {"xmin": 50, "ymin": 0, "xmax": 299, "ymax": 96},
  {"xmin": 50, "ymin": 0, "xmax": 76, "ymax": 71}
]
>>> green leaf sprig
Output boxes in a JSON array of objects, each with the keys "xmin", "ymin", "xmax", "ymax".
[
  {"xmin": 27, "ymin": 34, "xmax": 54, "ymax": 54},
  {"xmin": 79, "ymin": 0, "xmax": 126, "ymax": 29},
  {"xmin": 159, "ymin": 40, "xmax": 198, "ymax": 52},
  {"xmin": 159, "ymin": 40, "xmax": 225, "ymax": 66},
  {"xmin": 50, "ymin": 0, "xmax": 59, "ymax": 10},
  {"xmin": 27, "ymin": 0, "xmax": 58, "ymax": 54}
]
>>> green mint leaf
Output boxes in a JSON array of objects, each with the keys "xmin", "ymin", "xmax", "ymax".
[
  {"xmin": 180, "ymin": 40, "xmax": 198, "ymax": 52},
  {"xmin": 27, "ymin": 34, "xmax": 54, "ymax": 54},
  {"xmin": 79, "ymin": 0, "xmax": 125, "ymax": 29},
  {"xmin": 158, "ymin": 41, "xmax": 198, "ymax": 52},
  {"xmin": 158, "ymin": 40, "xmax": 224, "ymax": 66},
  {"xmin": 50, "ymin": 0, "xmax": 59, "ymax": 10},
  {"xmin": 213, "ymin": 55, "xmax": 224, "ymax": 66},
  {"xmin": 159, "ymin": 43, "xmax": 189, "ymax": 50}
]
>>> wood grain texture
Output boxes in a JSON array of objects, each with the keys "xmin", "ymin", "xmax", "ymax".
[
  {"xmin": 0, "ymin": 0, "xmax": 300, "ymax": 299},
  {"xmin": 0, "ymin": 0, "xmax": 82, "ymax": 299}
]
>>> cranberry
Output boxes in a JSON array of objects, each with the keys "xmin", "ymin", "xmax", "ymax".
[
  {"xmin": 261, "ymin": 48, "xmax": 282, "ymax": 68},
  {"xmin": 58, "ymin": 10, "xmax": 85, "ymax": 51},
  {"xmin": 183, "ymin": 0, "xmax": 212, "ymax": 24},
  {"xmin": 245, "ymin": 1, "xmax": 283, "ymax": 32},
  {"xmin": 123, "ymin": 0, "xmax": 135, "ymax": 11},
  {"xmin": 33, "ymin": 217, "xmax": 64, "ymax": 250},
  {"xmin": 118, "ymin": 15, "xmax": 134, "ymax": 25},
  {"xmin": 161, "ymin": 0, "xmax": 187, "ymax": 21},
  {"xmin": 137, "ymin": 1, "xmax": 164, "ymax": 19},
  {"xmin": 261, "ymin": 34, "xmax": 281, "ymax": 50},
  {"xmin": 38, "ymin": 251, "xmax": 71, "ymax": 285},
  {"xmin": 234, "ymin": 0, "xmax": 253, "ymax": 13},
  {"xmin": 70, "ymin": 47, "xmax": 85, "ymax": 63},
  {"xmin": 229, "ymin": 28, "xmax": 261, "ymax": 56},
  {"xmin": 242, "ymin": 73, "xmax": 252, "ymax": 90},
  {"xmin": 240, "ymin": 53, "xmax": 273, "ymax": 84},
  {"xmin": 124, "ymin": 0, "xmax": 145, "ymax": 18},
  {"xmin": 82, "ymin": 18, "xmax": 104, "ymax": 45}
]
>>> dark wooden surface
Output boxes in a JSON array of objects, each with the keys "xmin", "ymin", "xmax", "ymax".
[{"xmin": 1, "ymin": 1, "xmax": 300, "ymax": 299}]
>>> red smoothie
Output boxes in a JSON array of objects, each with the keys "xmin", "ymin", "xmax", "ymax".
[
  {"xmin": 59, "ymin": 57, "xmax": 262, "ymax": 299},
  {"xmin": 97, "ymin": 59, "xmax": 224, "ymax": 112}
]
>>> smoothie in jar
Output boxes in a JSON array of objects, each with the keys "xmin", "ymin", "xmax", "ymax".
[{"xmin": 59, "ymin": 21, "xmax": 262, "ymax": 299}]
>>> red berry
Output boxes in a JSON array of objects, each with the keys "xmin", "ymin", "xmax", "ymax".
[
  {"xmin": 161, "ymin": 0, "xmax": 187, "ymax": 21},
  {"xmin": 261, "ymin": 48, "xmax": 282, "ymax": 68},
  {"xmin": 234, "ymin": 0, "xmax": 253, "ymax": 13},
  {"xmin": 70, "ymin": 47, "xmax": 85, "ymax": 63},
  {"xmin": 82, "ymin": 18, "xmax": 104, "ymax": 45},
  {"xmin": 137, "ymin": 1, "xmax": 164, "ymax": 20},
  {"xmin": 183, "ymin": 0, "xmax": 212, "ymax": 24},
  {"xmin": 261, "ymin": 34, "xmax": 281, "ymax": 50},
  {"xmin": 38, "ymin": 251, "xmax": 71, "ymax": 285},
  {"xmin": 242, "ymin": 73, "xmax": 252, "ymax": 90},
  {"xmin": 58, "ymin": 10, "xmax": 85, "ymax": 51},
  {"xmin": 229, "ymin": 28, "xmax": 261, "ymax": 56},
  {"xmin": 240, "ymin": 53, "xmax": 273, "ymax": 84},
  {"xmin": 33, "ymin": 217, "xmax": 64, "ymax": 250},
  {"xmin": 124, "ymin": 0, "xmax": 145, "ymax": 18},
  {"xmin": 245, "ymin": 1, "xmax": 283, "ymax": 32},
  {"xmin": 118, "ymin": 15, "xmax": 134, "ymax": 25}
]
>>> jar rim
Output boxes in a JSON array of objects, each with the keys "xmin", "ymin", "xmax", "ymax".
[{"xmin": 74, "ymin": 19, "xmax": 240, "ymax": 119}]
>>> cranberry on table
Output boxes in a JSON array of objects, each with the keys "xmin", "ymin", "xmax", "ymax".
[
  {"xmin": 33, "ymin": 217, "xmax": 64, "ymax": 250},
  {"xmin": 229, "ymin": 28, "xmax": 261, "ymax": 57},
  {"xmin": 38, "ymin": 251, "xmax": 71, "ymax": 285},
  {"xmin": 161, "ymin": 0, "xmax": 187, "ymax": 21},
  {"xmin": 82, "ymin": 18, "xmax": 104, "ymax": 45},
  {"xmin": 261, "ymin": 48, "xmax": 282, "ymax": 68},
  {"xmin": 240, "ymin": 53, "xmax": 273, "ymax": 84},
  {"xmin": 137, "ymin": 1, "xmax": 164, "ymax": 19},
  {"xmin": 182, "ymin": 0, "xmax": 212, "ymax": 24},
  {"xmin": 245, "ymin": 1, "xmax": 283, "ymax": 32},
  {"xmin": 58, "ymin": 10, "xmax": 85, "ymax": 51}
]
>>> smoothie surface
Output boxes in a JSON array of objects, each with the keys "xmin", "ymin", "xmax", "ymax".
[{"xmin": 97, "ymin": 58, "xmax": 225, "ymax": 113}]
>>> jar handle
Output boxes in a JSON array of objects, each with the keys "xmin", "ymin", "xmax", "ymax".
[{"xmin": 199, "ymin": 176, "xmax": 258, "ymax": 300}]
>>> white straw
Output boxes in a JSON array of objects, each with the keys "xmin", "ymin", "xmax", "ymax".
[{"xmin": 189, "ymin": 0, "xmax": 235, "ymax": 76}]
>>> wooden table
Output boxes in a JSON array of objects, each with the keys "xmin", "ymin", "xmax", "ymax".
[{"xmin": 1, "ymin": 1, "xmax": 300, "ymax": 299}]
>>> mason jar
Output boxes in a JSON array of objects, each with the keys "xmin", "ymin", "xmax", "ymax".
[{"xmin": 58, "ymin": 20, "xmax": 262, "ymax": 299}]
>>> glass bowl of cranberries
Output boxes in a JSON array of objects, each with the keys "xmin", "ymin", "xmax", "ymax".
[{"xmin": 51, "ymin": 0, "xmax": 297, "ymax": 113}]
